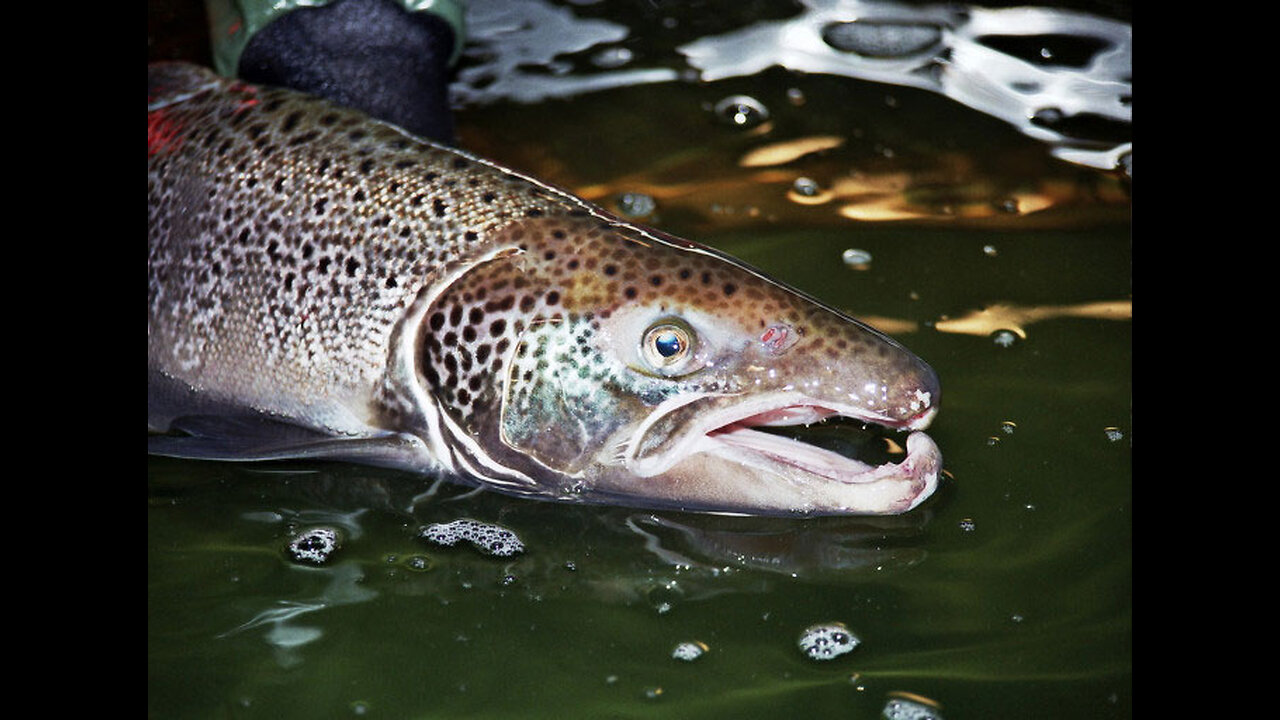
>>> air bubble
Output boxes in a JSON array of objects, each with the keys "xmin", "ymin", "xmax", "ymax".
[
  {"xmin": 991, "ymin": 329, "xmax": 1019, "ymax": 347},
  {"xmin": 798, "ymin": 621, "xmax": 860, "ymax": 660},
  {"xmin": 1103, "ymin": 426, "xmax": 1124, "ymax": 442},
  {"xmin": 789, "ymin": 177, "xmax": 831, "ymax": 205},
  {"xmin": 591, "ymin": 47, "xmax": 633, "ymax": 69},
  {"xmin": 616, "ymin": 192, "xmax": 656, "ymax": 218},
  {"xmin": 792, "ymin": 177, "xmax": 821, "ymax": 197},
  {"xmin": 842, "ymin": 248, "xmax": 873, "ymax": 269},
  {"xmin": 883, "ymin": 695, "xmax": 945, "ymax": 720},
  {"xmin": 713, "ymin": 95, "xmax": 769, "ymax": 129},
  {"xmin": 671, "ymin": 641, "xmax": 708, "ymax": 661}
]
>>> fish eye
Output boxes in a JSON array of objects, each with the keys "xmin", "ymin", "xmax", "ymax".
[{"xmin": 640, "ymin": 320, "xmax": 695, "ymax": 374}]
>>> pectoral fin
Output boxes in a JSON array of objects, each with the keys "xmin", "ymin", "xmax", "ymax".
[{"xmin": 149, "ymin": 413, "xmax": 430, "ymax": 469}]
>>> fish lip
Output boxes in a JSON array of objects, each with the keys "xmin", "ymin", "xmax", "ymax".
[{"xmin": 628, "ymin": 393, "xmax": 942, "ymax": 514}]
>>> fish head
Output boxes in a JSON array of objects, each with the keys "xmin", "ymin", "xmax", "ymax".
[{"xmin": 411, "ymin": 216, "xmax": 941, "ymax": 516}]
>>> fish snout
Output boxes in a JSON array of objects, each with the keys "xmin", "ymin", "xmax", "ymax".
[{"xmin": 891, "ymin": 354, "xmax": 941, "ymax": 430}]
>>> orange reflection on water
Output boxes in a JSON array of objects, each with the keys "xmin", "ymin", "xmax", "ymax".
[
  {"xmin": 934, "ymin": 300, "xmax": 1131, "ymax": 339},
  {"xmin": 737, "ymin": 135, "xmax": 846, "ymax": 167}
]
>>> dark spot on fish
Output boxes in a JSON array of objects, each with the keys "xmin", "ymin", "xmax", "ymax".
[
  {"xmin": 723, "ymin": 283, "xmax": 738, "ymax": 297},
  {"xmin": 679, "ymin": 269, "xmax": 691, "ymax": 280},
  {"xmin": 526, "ymin": 208, "xmax": 545, "ymax": 218},
  {"xmin": 449, "ymin": 305, "xmax": 463, "ymax": 326},
  {"xmin": 544, "ymin": 250, "xmax": 556, "ymax": 261},
  {"xmin": 314, "ymin": 198, "xmax": 328, "ymax": 215},
  {"xmin": 385, "ymin": 276, "xmax": 398, "ymax": 289},
  {"xmin": 567, "ymin": 259, "xmax": 579, "ymax": 270},
  {"xmin": 702, "ymin": 272, "xmax": 713, "ymax": 285},
  {"xmin": 463, "ymin": 326, "xmax": 477, "ymax": 342},
  {"xmin": 452, "ymin": 158, "xmax": 469, "ymax": 169},
  {"xmin": 359, "ymin": 158, "xmax": 376, "ymax": 174},
  {"xmin": 319, "ymin": 113, "xmax": 339, "ymax": 125},
  {"xmin": 624, "ymin": 287, "xmax": 637, "ymax": 299},
  {"xmin": 345, "ymin": 258, "xmax": 360, "ymax": 277},
  {"xmin": 546, "ymin": 291, "xmax": 560, "ymax": 306},
  {"xmin": 349, "ymin": 130, "xmax": 367, "ymax": 141},
  {"xmin": 476, "ymin": 345, "xmax": 491, "ymax": 364},
  {"xmin": 288, "ymin": 130, "xmax": 320, "ymax": 146},
  {"xmin": 469, "ymin": 307, "xmax": 485, "ymax": 325},
  {"xmin": 429, "ymin": 312, "xmax": 445, "ymax": 331},
  {"xmin": 489, "ymin": 319, "xmax": 506, "ymax": 336},
  {"xmin": 464, "ymin": 231, "xmax": 479, "ymax": 242},
  {"xmin": 394, "ymin": 160, "xmax": 417, "ymax": 169},
  {"xmin": 650, "ymin": 275, "xmax": 663, "ymax": 287},
  {"xmin": 482, "ymin": 192, "xmax": 496, "ymax": 203},
  {"xmin": 604, "ymin": 264, "xmax": 617, "ymax": 276},
  {"xmin": 519, "ymin": 295, "xmax": 536, "ymax": 312},
  {"xmin": 433, "ymin": 199, "xmax": 448, "ymax": 217}
]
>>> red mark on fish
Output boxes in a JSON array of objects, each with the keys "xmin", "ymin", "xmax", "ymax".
[
  {"xmin": 760, "ymin": 324, "xmax": 797, "ymax": 354},
  {"xmin": 147, "ymin": 108, "xmax": 185, "ymax": 157}
]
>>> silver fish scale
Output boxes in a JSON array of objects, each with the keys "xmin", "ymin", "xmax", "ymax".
[{"xmin": 148, "ymin": 66, "xmax": 588, "ymax": 433}]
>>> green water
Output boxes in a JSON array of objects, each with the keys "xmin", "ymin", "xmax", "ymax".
[{"xmin": 149, "ymin": 2, "xmax": 1131, "ymax": 717}]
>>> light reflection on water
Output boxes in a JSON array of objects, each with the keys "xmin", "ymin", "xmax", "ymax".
[{"xmin": 457, "ymin": 0, "xmax": 1130, "ymax": 172}]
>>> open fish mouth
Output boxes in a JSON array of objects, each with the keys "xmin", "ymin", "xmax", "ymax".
[{"xmin": 625, "ymin": 393, "xmax": 942, "ymax": 515}]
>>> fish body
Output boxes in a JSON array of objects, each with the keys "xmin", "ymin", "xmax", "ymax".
[{"xmin": 148, "ymin": 62, "xmax": 942, "ymax": 516}]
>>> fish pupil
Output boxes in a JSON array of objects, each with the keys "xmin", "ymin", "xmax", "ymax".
[{"xmin": 654, "ymin": 331, "xmax": 683, "ymax": 358}]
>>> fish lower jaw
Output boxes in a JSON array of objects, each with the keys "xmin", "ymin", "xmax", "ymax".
[
  {"xmin": 712, "ymin": 426, "xmax": 939, "ymax": 503},
  {"xmin": 621, "ymin": 401, "xmax": 941, "ymax": 515}
]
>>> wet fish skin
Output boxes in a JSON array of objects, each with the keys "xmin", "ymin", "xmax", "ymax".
[{"xmin": 148, "ymin": 62, "xmax": 942, "ymax": 516}]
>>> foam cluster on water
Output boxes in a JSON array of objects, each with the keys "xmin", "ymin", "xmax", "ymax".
[
  {"xmin": 421, "ymin": 519, "xmax": 525, "ymax": 557},
  {"xmin": 287, "ymin": 527, "xmax": 340, "ymax": 565},
  {"xmin": 798, "ymin": 621, "xmax": 860, "ymax": 660}
]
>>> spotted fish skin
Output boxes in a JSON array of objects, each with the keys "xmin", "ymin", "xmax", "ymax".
[{"xmin": 149, "ymin": 62, "xmax": 943, "ymax": 516}]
